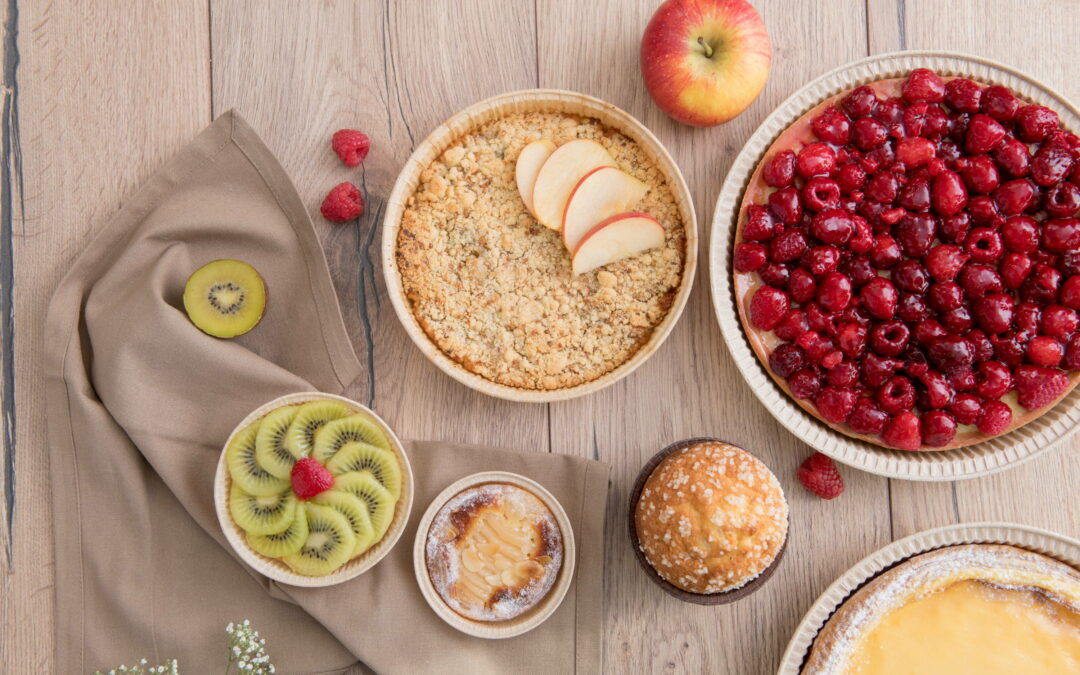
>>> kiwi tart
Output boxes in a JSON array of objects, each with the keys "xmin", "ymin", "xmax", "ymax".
[{"xmin": 219, "ymin": 395, "xmax": 411, "ymax": 581}]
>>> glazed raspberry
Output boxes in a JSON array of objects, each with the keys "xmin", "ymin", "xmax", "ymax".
[
  {"xmin": 925, "ymin": 244, "xmax": 968, "ymax": 281},
  {"xmin": 959, "ymin": 263, "xmax": 1003, "ymax": 298},
  {"xmin": 1026, "ymin": 336, "xmax": 1064, "ymax": 367},
  {"xmin": 763, "ymin": 150, "xmax": 797, "ymax": 188},
  {"xmin": 1015, "ymin": 105, "xmax": 1060, "ymax": 143},
  {"xmin": 876, "ymin": 375, "xmax": 916, "ymax": 414},
  {"xmin": 1042, "ymin": 217, "xmax": 1080, "ymax": 253},
  {"xmin": 862, "ymin": 353, "xmax": 903, "ymax": 389},
  {"xmin": 995, "ymin": 178, "xmax": 1038, "ymax": 215},
  {"xmin": 817, "ymin": 272, "xmax": 853, "ymax": 313},
  {"xmin": 940, "ymin": 213, "xmax": 972, "ymax": 243},
  {"xmin": 803, "ymin": 177, "xmax": 843, "ymax": 211},
  {"xmin": 949, "ymin": 393, "xmax": 983, "ymax": 425},
  {"xmin": 749, "ymin": 286, "xmax": 790, "ymax": 330},
  {"xmin": 770, "ymin": 229, "xmax": 808, "ymax": 263},
  {"xmin": 973, "ymin": 292, "xmax": 1014, "ymax": 333},
  {"xmin": 941, "ymin": 306, "xmax": 974, "ymax": 333},
  {"xmin": 808, "ymin": 210, "xmax": 853, "ymax": 246},
  {"xmin": 964, "ymin": 114, "xmax": 1007, "ymax": 155},
  {"xmin": 949, "ymin": 368, "xmax": 977, "ymax": 392},
  {"xmin": 1021, "ymin": 264, "xmax": 1061, "ymax": 305},
  {"xmin": 1001, "ymin": 216, "xmax": 1040, "ymax": 253},
  {"xmin": 967, "ymin": 329, "xmax": 995, "ymax": 362},
  {"xmin": 896, "ymin": 214, "xmax": 936, "ymax": 258},
  {"xmin": 991, "ymin": 334, "xmax": 1025, "ymax": 367},
  {"xmin": 1046, "ymin": 181, "xmax": 1080, "ymax": 218},
  {"xmin": 744, "ymin": 204, "xmax": 776, "ymax": 241},
  {"xmin": 980, "ymin": 86, "xmax": 1020, "ymax": 122},
  {"xmin": 769, "ymin": 343, "xmax": 807, "ymax": 378},
  {"xmin": 1066, "ymin": 334, "xmax": 1080, "ymax": 369},
  {"xmin": 921, "ymin": 410, "xmax": 957, "ymax": 447},
  {"xmin": 902, "ymin": 69, "xmax": 945, "ymax": 104},
  {"xmin": 797, "ymin": 142, "xmax": 837, "ymax": 178},
  {"xmin": 915, "ymin": 319, "xmax": 949, "ymax": 346},
  {"xmin": 788, "ymin": 369, "xmax": 823, "ymax": 398},
  {"xmin": 898, "ymin": 179, "xmax": 932, "ymax": 213},
  {"xmin": 1061, "ymin": 277, "xmax": 1080, "ymax": 310},
  {"xmin": 1031, "ymin": 141, "xmax": 1074, "ymax": 187},
  {"xmin": 928, "ymin": 334, "xmax": 975, "ymax": 374},
  {"xmin": 1000, "ymin": 253, "xmax": 1034, "ymax": 289},
  {"xmin": 1063, "ymin": 252, "xmax": 1080, "ymax": 277},
  {"xmin": 974, "ymin": 360, "xmax": 1012, "ymax": 399},
  {"xmin": 837, "ymin": 322, "xmax": 869, "ymax": 358},
  {"xmin": 861, "ymin": 277, "xmax": 899, "ymax": 319},
  {"xmin": 1041, "ymin": 305, "xmax": 1079, "ymax": 338},
  {"xmin": 874, "ymin": 97, "xmax": 905, "ymax": 125},
  {"xmin": 893, "ymin": 260, "xmax": 930, "ymax": 294},
  {"xmin": 838, "ymin": 163, "xmax": 867, "ymax": 194},
  {"xmin": 331, "ymin": 129, "xmax": 371, "ymax": 167},
  {"xmin": 976, "ymin": 400, "xmax": 1013, "ymax": 435},
  {"xmin": 842, "ymin": 85, "xmax": 878, "ymax": 118},
  {"xmin": 1014, "ymin": 364, "xmax": 1069, "ymax": 409},
  {"xmin": 774, "ymin": 309, "xmax": 809, "ymax": 341},
  {"xmin": 958, "ymin": 155, "xmax": 1000, "ymax": 194},
  {"xmin": 797, "ymin": 452, "xmax": 845, "ymax": 500},
  {"xmin": 758, "ymin": 262, "xmax": 790, "ymax": 288},
  {"xmin": 815, "ymin": 386, "xmax": 857, "ymax": 424},
  {"xmin": 968, "ymin": 195, "xmax": 1003, "ymax": 226},
  {"xmin": 848, "ymin": 396, "xmax": 889, "ymax": 434},
  {"xmin": 768, "ymin": 187, "xmax": 803, "ymax": 225},
  {"xmin": 852, "ymin": 117, "xmax": 889, "ymax": 151},
  {"xmin": 963, "ymin": 228, "xmax": 1003, "ymax": 264},
  {"xmin": 291, "ymin": 457, "xmax": 334, "ymax": 500},
  {"xmin": 786, "ymin": 268, "xmax": 816, "ymax": 303},
  {"xmin": 882, "ymin": 412, "xmax": 921, "ymax": 451},
  {"xmin": 944, "ymin": 78, "xmax": 982, "ymax": 113},
  {"xmin": 931, "ymin": 170, "xmax": 969, "ymax": 217},
  {"xmin": 993, "ymin": 138, "xmax": 1031, "ymax": 177},
  {"xmin": 805, "ymin": 246, "xmax": 842, "ymax": 277},
  {"xmin": 928, "ymin": 282, "xmax": 964, "ymax": 312},
  {"xmin": 879, "ymin": 206, "xmax": 906, "ymax": 226},
  {"xmin": 1016, "ymin": 301, "xmax": 1042, "ymax": 337},
  {"xmin": 865, "ymin": 171, "xmax": 899, "ymax": 203},
  {"xmin": 812, "ymin": 107, "xmax": 852, "ymax": 145},
  {"xmin": 848, "ymin": 217, "xmax": 874, "ymax": 254},
  {"xmin": 320, "ymin": 181, "xmax": 364, "ymax": 222},
  {"xmin": 869, "ymin": 320, "xmax": 910, "ymax": 357},
  {"xmin": 897, "ymin": 293, "xmax": 930, "ymax": 322},
  {"xmin": 896, "ymin": 137, "xmax": 936, "ymax": 167},
  {"xmin": 734, "ymin": 242, "xmax": 768, "ymax": 272},
  {"xmin": 827, "ymin": 360, "xmax": 860, "ymax": 387}
]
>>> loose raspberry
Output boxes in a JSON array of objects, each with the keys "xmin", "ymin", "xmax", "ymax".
[
  {"xmin": 320, "ymin": 181, "xmax": 364, "ymax": 222},
  {"xmin": 290, "ymin": 457, "xmax": 334, "ymax": 500},
  {"xmin": 331, "ymin": 129, "xmax": 371, "ymax": 167},
  {"xmin": 797, "ymin": 452, "xmax": 845, "ymax": 500}
]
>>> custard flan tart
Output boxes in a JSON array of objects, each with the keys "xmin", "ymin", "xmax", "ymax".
[{"xmin": 803, "ymin": 544, "xmax": 1080, "ymax": 674}]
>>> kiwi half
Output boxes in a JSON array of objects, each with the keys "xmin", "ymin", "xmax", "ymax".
[
  {"xmin": 229, "ymin": 484, "xmax": 296, "ymax": 535},
  {"xmin": 226, "ymin": 421, "xmax": 290, "ymax": 497},
  {"xmin": 254, "ymin": 405, "xmax": 302, "ymax": 479},
  {"xmin": 311, "ymin": 489, "xmax": 376, "ymax": 557},
  {"xmin": 283, "ymin": 400, "xmax": 354, "ymax": 459},
  {"xmin": 334, "ymin": 472, "xmax": 395, "ymax": 543},
  {"xmin": 283, "ymin": 502, "xmax": 356, "ymax": 576},
  {"xmin": 247, "ymin": 506, "xmax": 308, "ymax": 558},
  {"xmin": 183, "ymin": 259, "xmax": 267, "ymax": 338},
  {"xmin": 312, "ymin": 415, "xmax": 391, "ymax": 465},
  {"xmin": 325, "ymin": 441, "xmax": 402, "ymax": 500}
]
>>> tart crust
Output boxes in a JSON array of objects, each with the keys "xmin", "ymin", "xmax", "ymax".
[
  {"xmin": 802, "ymin": 543, "xmax": 1080, "ymax": 673},
  {"xmin": 733, "ymin": 77, "xmax": 1080, "ymax": 451},
  {"xmin": 397, "ymin": 111, "xmax": 686, "ymax": 391}
]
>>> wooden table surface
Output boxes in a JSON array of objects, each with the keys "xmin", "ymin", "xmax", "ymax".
[{"xmin": 2, "ymin": 1, "xmax": 1078, "ymax": 672}]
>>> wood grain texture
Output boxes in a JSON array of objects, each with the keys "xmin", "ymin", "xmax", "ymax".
[{"xmin": 3, "ymin": 0, "xmax": 1079, "ymax": 673}]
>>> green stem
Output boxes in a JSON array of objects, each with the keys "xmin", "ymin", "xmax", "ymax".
[{"xmin": 697, "ymin": 36, "xmax": 713, "ymax": 59}]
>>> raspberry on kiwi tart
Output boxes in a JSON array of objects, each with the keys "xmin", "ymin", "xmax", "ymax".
[{"xmin": 734, "ymin": 68, "xmax": 1080, "ymax": 451}]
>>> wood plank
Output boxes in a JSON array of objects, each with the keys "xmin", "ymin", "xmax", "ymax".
[
  {"xmin": 0, "ymin": 0, "xmax": 211, "ymax": 671},
  {"xmin": 872, "ymin": 0, "xmax": 1080, "ymax": 541},
  {"xmin": 538, "ymin": 1, "xmax": 889, "ymax": 672},
  {"xmin": 210, "ymin": 0, "xmax": 547, "ymax": 450}
]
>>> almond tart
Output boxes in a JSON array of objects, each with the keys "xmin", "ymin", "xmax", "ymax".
[
  {"xmin": 803, "ymin": 543, "xmax": 1080, "ymax": 674},
  {"xmin": 733, "ymin": 67, "xmax": 1080, "ymax": 451}
]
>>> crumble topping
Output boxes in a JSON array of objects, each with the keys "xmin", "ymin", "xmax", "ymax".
[{"xmin": 396, "ymin": 111, "xmax": 686, "ymax": 390}]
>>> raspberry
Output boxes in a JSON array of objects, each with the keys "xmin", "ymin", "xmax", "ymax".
[
  {"xmin": 1014, "ymin": 364, "xmax": 1069, "ymax": 410},
  {"xmin": 291, "ymin": 457, "xmax": 334, "ymax": 500},
  {"xmin": 882, "ymin": 411, "xmax": 921, "ymax": 451},
  {"xmin": 814, "ymin": 386, "xmax": 857, "ymax": 424},
  {"xmin": 320, "ymin": 181, "xmax": 364, "ymax": 222},
  {"xmin": 976, "ymin": 400, "xmax": 1013, "ymax": 435},
  {"xmin": 331, "ymin": 129, "xmax": 371, "ymax": 167},
  {"xmin": 797, "ymin": 452, "xmax": 845, "ymax": 500}
]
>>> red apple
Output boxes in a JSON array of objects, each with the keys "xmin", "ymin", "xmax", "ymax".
[{"xmin": 640, "ymin": 0, "xmax": 771, "ymax": 127}]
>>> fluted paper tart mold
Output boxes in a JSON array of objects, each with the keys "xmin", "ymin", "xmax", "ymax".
[
  {"xmin": 710, "ymin": 51, "xmax": 1080, "ymax": 480},
  {"xmin": 777, "ymin": 522, "xmax": 1080, "ymax": 674},
  {"xmin": 383, "ymin": 89, "xmax": 697, "ymax": 402},
  {"xmin": 214, "ymin": 392, "xmax": 414, "ymax": 587},
  {"xmin": 412, "ymin": 471, "xmax": 576, "ymax": 639}
]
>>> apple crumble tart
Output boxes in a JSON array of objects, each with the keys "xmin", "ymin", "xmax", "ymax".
[{"xmin": 395, "ymin": 111, "xmax": 686, "ymax": 390}]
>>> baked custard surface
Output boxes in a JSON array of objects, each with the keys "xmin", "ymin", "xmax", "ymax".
[{"xmin": 396, "ymin": 111, "xmax": 686, "ymax": 390}]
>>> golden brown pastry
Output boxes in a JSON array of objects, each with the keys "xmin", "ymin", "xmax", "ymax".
[
  {"xmin": 634, "ymin": 440, "xmax": 788, "ymax": 594},
  {"xmin": 425, "ymin": 483, "xmax": 562, "ymax": 622}
]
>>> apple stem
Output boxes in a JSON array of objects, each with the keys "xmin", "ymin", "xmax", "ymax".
[{"xmin": 697, "ymin": 36, "xmax": 713, "ymax": 59}]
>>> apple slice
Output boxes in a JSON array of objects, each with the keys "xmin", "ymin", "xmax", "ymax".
[
  {"xmin": 562, "ymin": 167, "xmax": 648, "ymax": 252},
  {"xmin": 531, "ymin": 139, "xmax": 614, "ymax": 230},
  {"xmin": 571, "ymin": 213, "xmax": 665, "ymax": 275},
  {"xmin": 515, "ymin": 139, "xmax": 556, "ymax": 217}
]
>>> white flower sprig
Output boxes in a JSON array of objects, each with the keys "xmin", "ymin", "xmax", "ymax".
[
  {"xmin": 94, "ymin": 619, "xmax": 275, "ymax": 675},
  {"xmin": 93, "ymin": 657, "xmax": 179, "ymax": 675}
]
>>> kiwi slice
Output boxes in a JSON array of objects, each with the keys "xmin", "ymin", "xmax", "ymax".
[
  {"xmin": 229, "ymin": 483, "xmax": 296, "ymax": 535},
  {"xmin": 283, "ymin": 400, "xmax": 354, "ymax": 459},
  {"xmin": 334, "ymin": 472, "xmax": 395, "ymax": 542},
  {"xmin": 254, "ymin": 405, "xmax": 302, "ymax": 479},
  {"xmin": 226, "ymin": 421, "xmax": 290, "ymax": 497},
  {"xmin": 325, "ymin": 441, "xmax": 402, "ymax": 499},
  {"xmin": 282, "ymin": 502, "xmax": 357, "ymax": 576},
  {"xmin": 311, "ymin": 489, "xmax": 376, "ymax": 557},
  {"xmin": 312, "ymin": 414, "xmax": 391, "ymax": 465},
  {"xmin": 247, "ymin": 505, "xmax": 308, "ymax": 558},
  {"xmin": 182, "ymin": 259, "xmax": 267, "ymax": 338}
]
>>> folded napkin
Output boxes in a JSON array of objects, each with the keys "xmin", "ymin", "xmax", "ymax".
[{"xmin": 45, "ymin": 111, "xmax": 610, "ymax": 674}]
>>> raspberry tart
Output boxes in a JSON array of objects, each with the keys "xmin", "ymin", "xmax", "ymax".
[
  {"xmin": 734, "ymin": 68, "xmax": 1080, "ymax": 451},
  {"xmin": 802, "ymin": 544, "xmax": 1080, "ymax": 674}
]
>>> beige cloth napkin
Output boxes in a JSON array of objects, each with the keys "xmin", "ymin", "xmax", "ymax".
[{"xmin": 44, "ymin": 111, "xmax": 610, "ymax": 674}]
